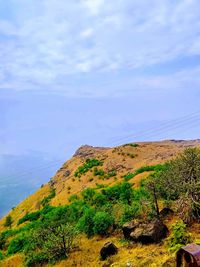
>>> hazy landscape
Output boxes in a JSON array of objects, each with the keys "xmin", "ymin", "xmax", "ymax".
[{"xmin": 1, "ymin": 0, "xmax": 200, "ymax": 266}]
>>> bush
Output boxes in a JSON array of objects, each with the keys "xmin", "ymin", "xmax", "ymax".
[
  {"xmin": 93, "ymin": 211, "xmax": 114, "ymax": 236},
  {"xmin": 123, "ymin": 165, "xmax": 164, "ymax": 181},
  {"xmin": 77, "ymin": 208, "xmax": 95, "ymax": 237},
  {"xmin": 120, "ymin": 203, "xmax": 142, "ymax": 224},
  {"xmin": 4, "ymin": 215, "xmax": 13, "ymax": 228},
  {"xmin": 7, "ymin": 235, "xmax": 28, "ymax": 255},
  {"xmin": 18, "ymin": 211, "xmax": 41, "ymax": 225},
  {"xmin": 68, "ymin": 194, "xmax": 79, "ymax": 202},
  {"xmin": 0, "ymin": 251, "xmax": 4, "ymax": 260},
  {"xmin": 74, "ymin": 159, "xmax": 103, "ymax": 178},
  {"xmin": 102, "ymin": 182, "xmax": 133, "ymax": 205},
  {"xmin": 41, "ymin": 188, "xmax": 56, "ymax": 207},
  {"xmin": 124, "ymin": 143, "xmax": 139, "ymax": 148},
  {"xmin": 166, "ymin": 221, "xmax": 192, "ymax": 252},
  {"xmin": 0, "ymin": 233, "xmax": 6, "ymax": 250},
  {"xmin": 81, "ymin": 188, "xmax": 96, "ymax": 204},
  {"xmin": 25, "ymin": 251, "xmax": 48, "ymax": 267},
  {"xmin": 25, "ymin": 222, "xmax": 78, "ymax": 264}
]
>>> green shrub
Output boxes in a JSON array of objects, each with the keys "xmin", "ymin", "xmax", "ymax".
[
  {"xmin": 124, "ymin": 143, "xmax": 139, "ymax": 148},
  {"xmin": 107, "ymin": 170, "xmax": 116, "ymax": 178},
  {"xmin": 123, "ymin": 164, "xmax": 165, "ymax": 181},
  {"xmin": 166, "ymin": 221, "xmax": 192, "ymax": 252},
  {"xmin": 93, "ymin": 211, "xmax": 114, "ymax": 236},
  {"xmin": 18, "ymin": 211, "xmax": 41, "ymax": 225},
  {"xmin": 93, "ymin": 167, "xmax": 105, "ymax": 177},
  {"xmin": 0, "ymin": 232, "xmax": 6, "ymax": 250},
  {"xmin": 7, "ymin": 235, "xmax": 28, "ymax": 255},
  {"xmin": 102, "ymin": 182, "xmax": 133, "ymax": 205},
  {"xmin": 93, "ymin": 193, "xmax": 107, "ymax": 208},
  {"xmin": 25, "ymin": 251, "xmax": 49, "ymax": 267},
  {"xmin": 77, "ymin": 208, "xmax": 95, "ymax": 237},
  {"xmin": 68, "ymin": 194, "xmax": 79, "ymax": 202},
  {"xmin": 0, "ymin": 251, "xmax": 4, "ymax": 260},
  {"xmin": 41, "ymin": 188, "xmax": 56, "ymax": 207},
  {"xmin": 123, "ymin": 173, "xmax": 135, "ymax": 181},
  {"xmin": 74, "ymin": 158, "xmax": 103, "ymax": 177},
  {"xmin": 24, "ymin": 222, "xmax": 78, "ymax": 265},
  {"xmin": 81, "ymin": 188, "xmax": 96, "ymax": 204},
  {"xmin": 4, "ymin": 215, "xmax": 13, "ymax": 228},
  {"xmin": 120, "ymin": 203, "xmax": 141, "ymax": 224}
]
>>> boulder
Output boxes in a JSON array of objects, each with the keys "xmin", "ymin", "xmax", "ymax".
[
  {"xmin": 123, "ymin": 219, "xmax": 168, "ymax": 244},
  {"xmin": 122, "ymin": 221, "xmax": 139, "ymax": 239},
  {"xmin": 100, "ymin": 242, "xmax": 118, "ymax": 260}
]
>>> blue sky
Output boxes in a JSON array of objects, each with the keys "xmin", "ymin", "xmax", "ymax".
[{"xmin": 1, "ymin": 0, "xmax": 200, "ymax": 214}]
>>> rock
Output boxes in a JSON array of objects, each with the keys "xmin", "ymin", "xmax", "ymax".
[
  {"xmin": 74, "ymin": 145, "xmax": 107, "ymax": 159},
  {"xmin": 100, "ymin": 242, "xmax": 118, "ymax": 260},
  {"xmin": 123, "ymin": 219, "xmax": 168, "ymax": 244},
  {"xmin": 122, "ymin": 221, "xmax": 139, "ymax": 239},
  {"xmin": 160, "ymin": 207, "xmax": 174, "ymax": 217},
  {"xmin": 64, "ymin": 170, "xmax": 71, "ymax": 177}
]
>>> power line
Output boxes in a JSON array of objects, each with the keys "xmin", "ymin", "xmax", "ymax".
[
  {"xmin": 105, "ymin": 110, "xmax": 200, "ymax": 146},
  {"xmin": 2, "ymin": 110, "xmax": 200, "ymax": 185}
]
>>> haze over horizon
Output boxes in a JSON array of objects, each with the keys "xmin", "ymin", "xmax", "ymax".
[{"xmin": 1, "ymin": 0, "xmax": 200, "ymax": 216}]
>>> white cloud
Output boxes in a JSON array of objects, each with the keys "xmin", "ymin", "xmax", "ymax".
[{"xmin": 0, "ymin": 0, "xmax": 200, "ymax": 95}]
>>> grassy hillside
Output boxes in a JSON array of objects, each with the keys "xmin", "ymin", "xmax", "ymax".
[{"xmin": 0, "ymin": 140, "xmax": 200, "ymax": 267}]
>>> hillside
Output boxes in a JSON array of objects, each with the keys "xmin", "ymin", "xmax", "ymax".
[{"xmin": 0, "ymin": 140, "xmax": 200, "ymax": 267}]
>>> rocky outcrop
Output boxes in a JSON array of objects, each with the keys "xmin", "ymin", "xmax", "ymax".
[
  {"xmin": 100, "ymin": 242, "xmax": 118, "ymax": 260},
  {"xmin": 123, "ymin": 219, "xmax": 168, "ymax": 244},
  {"xmin": 73, "ymin": 145, "xmax": 108, "ymax": 159}
]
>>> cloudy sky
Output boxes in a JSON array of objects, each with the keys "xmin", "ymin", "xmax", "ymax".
[{"xmin": 1, "ymin": 0, "xmax": 200, "ymax": 201}]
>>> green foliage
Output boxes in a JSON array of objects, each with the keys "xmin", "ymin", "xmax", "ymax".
[
  {"xmin": 102, "ymin": 182, "xmax": 133, "ymax": 205},
  {"xmin": 81, "ymin": 188, "xmax": 96, "ymax": 204},
  {"xmin": 41, "ymin": 188, "xmax": 56, "ymax": 207},
  {"xmin": 93, "ymin": 167, "xmax": 116, "ymax": 180},
  {"xmin": 156, "ymin": 148, "xmax": 200, "ymax": 223},
  {"xmin": 123, "ymin": 164, "xmax": 165, "ymax": 181},
  {"xmin": 120, "ymin": 203, "xmax": 142, "ymax": 225},
  {"xmin": 74, "ymin": 158, "xmax": 103, "ymax": 178},
  {"xmin": 68, "ymin": 194, "xmax": 79, "ymax": 202},
  {"xmin": 0, "ymin": 233, "xmax": 6, "ymax": 250},
  {"xmin": 166, "ymin": 221, "xmax": 192, "ymax": 252},
  {"xmin": 76, "ymin": 208, "xmax": 95, "ymax": 238},
  {"xmin": 0, "ymin": 251, "xmax": 4, "ymax": 260},
  {"xmin": 93, "ymin": 211, "xmax": 114, "ymax": 236},
  {"xmin": 123, "ymin": 143, "xmax": 139, "ymax": 148},
  {"xmin": 4, "ymin": 215, "xmax": 13, "ymax": 228},
  {"xmin": 18, "ymin": 211, "xmax": 41, "ymax": 225},
  {"xmin": 24, "ymin": 222, "xmax": 78, "ymax": 265},
  {"xmin": 25, "ymin": 251, "xmax": 48, "ymax": 267},
  {"xmin": 7, "ymin": 235, "xmax": 28, "ymax": 255},
  {"xmin": 93, "ymin": 167, "xmax": 105, "ymax": 177}
]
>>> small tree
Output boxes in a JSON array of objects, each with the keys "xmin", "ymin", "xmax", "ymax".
[
  {"xmin": 4, "ymin": 215, "xmax": 13, "ymax": 228},
  {"xmin": 157, "ymin": 148, "xmax": 200, "ymax": 223},
  {"xmin": 166, "ymin": 221, "xmax": 192, "ymax": 252},
  {"xmin": 93, "ymin": 211, "xmax": 114, "ymax": 236},
  {"xmin": 25, "ymin": 222, "xmax": 78, "ymax": 265}
]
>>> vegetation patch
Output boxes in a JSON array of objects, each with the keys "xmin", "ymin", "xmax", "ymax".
[
  {"xmin": 74, "ymin": 158, "xmax": 103, "ymax": 178},
  {"xmin": 123, "ymin": 164, "xmax": 165, "ymax": 181}
]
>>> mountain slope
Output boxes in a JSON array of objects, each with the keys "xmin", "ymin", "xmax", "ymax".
[{"xmin": 1, "ymin": 140, "xmax": 200, "ymax": 267}]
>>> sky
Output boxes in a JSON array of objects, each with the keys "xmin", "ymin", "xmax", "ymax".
[{"xmin": 1, "ymin": 0, "xmax": 200, "ymax": 215}]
